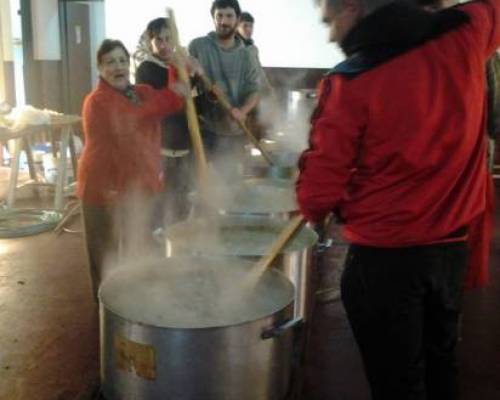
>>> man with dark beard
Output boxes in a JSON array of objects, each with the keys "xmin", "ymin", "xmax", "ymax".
[{"xmin": 189, "ymin": 0, "xmax": 260, "ymax": 179}]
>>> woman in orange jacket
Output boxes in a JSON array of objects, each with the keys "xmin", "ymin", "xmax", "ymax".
[{"xmin": 77, "ymin": 39, "xmax": 185, "ymax": 300}]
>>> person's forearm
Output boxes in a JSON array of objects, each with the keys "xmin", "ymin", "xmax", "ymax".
[{"xmin": 239, "ymin": 92, "xmax": 260, "ymax": 115}]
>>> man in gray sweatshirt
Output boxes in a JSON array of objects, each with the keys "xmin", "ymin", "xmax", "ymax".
[{"xmin": 189, "ymin": 0, "xmax": 260, "ymax": 176}]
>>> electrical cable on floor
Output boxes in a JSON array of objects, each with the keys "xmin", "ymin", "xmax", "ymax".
[
  {"xmin": 62, "ymin": 227, "xmax": 82, "ymax": 234},
  {"xmin": 53, "ymin": 200, "xmax": 81, "ymax": 235},
  {"xmin": 0, "ymin": 206, "xmax": 62, "ymax": 238}
]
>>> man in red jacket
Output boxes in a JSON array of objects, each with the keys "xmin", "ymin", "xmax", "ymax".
[{"xmin": 297, "ymin": 0, "xmax": 500, "ymax": 399}]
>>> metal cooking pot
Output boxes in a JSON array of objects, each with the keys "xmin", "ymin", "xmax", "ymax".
[
  {"xmin": 99, "ymin": 256, "xmax": 299, "ymax": 400},
  {"xmin": 244, "ymin": 143, "xmax": 300, "ymax": 181},
  {"xmin": 216, "ymin": 177, "xmax": 297, "ymax": 220},
  {"xmin": 165, "ymin": 216, "xmax": 318, "ymax": 320},
  {"xmin": 284, "ymin": 89, "xmax": 317, "ymax": 148},
  {"xmin": 286, "ymin": 89, "xmax": 317, "ymax": 126}
]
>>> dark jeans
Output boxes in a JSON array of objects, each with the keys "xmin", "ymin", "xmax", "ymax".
[
  {"xmin": 201, "ymin": 128, "xmax": 246, "ymax": 182},
  {"xmin": 201, "ymin": 128, "xmax": 217, "ymax": 156},
  {"xmin": 81, "ymin": 204, "xmax": 116, "ymax": 301},
  {"xmin": 82, "ymin": 194, "xmax": 159, "ymax": 301},
  {"xmin": 341, "ymin": 242, "xmax": 467, "ymax": 400},
  {"xmin": 154, "ymin": 154, "xmax": 193, "ymax": 228}
]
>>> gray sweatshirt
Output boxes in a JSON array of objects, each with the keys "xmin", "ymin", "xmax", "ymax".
[{"xmin": 189, "ymin": 32, "xmax": 260, "ymax": 136}]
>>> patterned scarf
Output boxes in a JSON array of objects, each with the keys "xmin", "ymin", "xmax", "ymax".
[{"xmin": 124, "ymin": 85, "xmax": 140, "ymax": 105}]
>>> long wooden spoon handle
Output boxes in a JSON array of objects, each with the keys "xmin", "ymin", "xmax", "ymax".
[
  {"xmin": 198, "ymin": 74, "xmax": 275, "ymax": 166},
  {"xmin": 255, "ymin": 215, "xmax": 306, "ymax": 271},
  {"xmin": 167, "ymin": 8, "xmax": 209, "ymax": 187}
]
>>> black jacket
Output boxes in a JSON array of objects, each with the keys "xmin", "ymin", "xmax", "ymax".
[
  {"xmin": 135, "ymin": 61, "xmax": 190, "ymax": 151},
  {"xmin": 486, "ymin": 53, "xmax": 500, "ymax": 139}
]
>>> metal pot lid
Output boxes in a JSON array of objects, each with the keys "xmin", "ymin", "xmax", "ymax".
[
  {"xmin": 243, "ymin": 178, "xmax": 294, "ymax": 189},
  {"xmin": 166, "ymin": 216, "xmax": 318, "ymax": 257},
  {"xmin": 245, "ymin": 142, "xmax": 301, "ymax": 168},
  {"xmin": 216, "ymin": 178, "xmax": 297, "ymax": 214},
  {"xmin": 287, "ymin": 88, "xmax": 317, "ymax": 99},
  {"xmin": 99, "ymin": 256, "xmax": 295, "ymax": 329}
]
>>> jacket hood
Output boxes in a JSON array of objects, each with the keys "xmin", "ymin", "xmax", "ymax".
[{"xmin": 340, "ymin": 1, "xmax": 469, "ymax": 57}]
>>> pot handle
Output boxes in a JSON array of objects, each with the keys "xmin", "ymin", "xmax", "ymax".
[
  {"xmin": 261, "ymin": 317, "xmax": 304, "ymax": 340},
  {"xmin": 315, "ymin": 238, "xmax": 333, "ymax": 254}
]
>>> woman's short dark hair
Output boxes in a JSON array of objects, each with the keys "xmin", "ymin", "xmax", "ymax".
[
  {"xmin": 97, "ymin": 39, "xmax": 130, "ymax": 65},
  {"xmin": 210, "ymin": 0, "xmax": 241, "ymax": 17},
  {"xmin": 145, "ymin": 17, "xmax": 170, "ymax": 40},
  {"xmin": 240, "ymin": 12, "xmax": 254, "ymax": 23}
]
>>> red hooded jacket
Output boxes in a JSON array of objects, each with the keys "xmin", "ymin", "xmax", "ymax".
[
  {"xmin": 77, "ymin": 73, "xmax": 183, "ymax": 206},
  {"xmin": 297, "ymin": 0, "xmax": 500, "ymax": 249}
]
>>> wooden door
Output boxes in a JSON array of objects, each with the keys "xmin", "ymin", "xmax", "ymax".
[{"xmin": 61, "ymin": 2, "xmax": 92, "ymax": 115}]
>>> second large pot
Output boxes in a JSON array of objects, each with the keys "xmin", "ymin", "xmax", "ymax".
[
  {"xmin": 243, "ymin": 142, "xmax": 300, "ymax": 181},
  {"xmin": 215, "ymin": 177, "xmax": 297, "ymax": 220}
]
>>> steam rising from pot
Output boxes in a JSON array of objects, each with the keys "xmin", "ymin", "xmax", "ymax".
[{"xmin": 99, "ymin": 257, "xmax": 294, "ymax": 329}]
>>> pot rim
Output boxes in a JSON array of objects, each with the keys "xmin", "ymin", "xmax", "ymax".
[
  {"xmin": 98, "ymin": 256, "xmax": 296, "ymax": 330},
  {"xmin": 99, "ymin": 300, "xmax": 294, "ymax": 331},
  {"xmin": 166, "ymin": 216, "xmax": 319, "ymax": 256}
]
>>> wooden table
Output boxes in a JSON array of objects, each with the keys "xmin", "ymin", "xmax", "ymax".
[{"xmin": 1, "ymin": 114, "xmax": 82, "ymax": 210}]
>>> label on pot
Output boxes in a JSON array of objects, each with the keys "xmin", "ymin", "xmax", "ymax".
[{"xmin": 114, "ymin": 334, "xmax": 156, "ymax": 380}]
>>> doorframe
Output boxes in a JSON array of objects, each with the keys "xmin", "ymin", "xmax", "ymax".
[
  {"xmin": 58, "ymin": 0, "xmax": 70, "ymax": 113},
  {"xmin": 58, "ymin": 0, "xmax": 103, "ymax": 114},
  {"xmin": 19, "ymin": 0, "xmax": 35, "ymax": 105}
]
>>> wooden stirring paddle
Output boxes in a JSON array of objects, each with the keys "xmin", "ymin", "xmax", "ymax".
[
  {"xmin": 197, "ymin": 72, "xmax": 275, "ymax": 166},
  {"xmin": 255, "ymin": 215, "xmax": 306, "ymax": 271},
  {"xmin": 166, "ymin": 8, "xmax": 208, "ymax": 191}
]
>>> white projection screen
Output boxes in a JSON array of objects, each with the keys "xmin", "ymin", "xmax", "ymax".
[{"xmin": 104, "ymin": 0, "xmax": 344, "ymax": 68}]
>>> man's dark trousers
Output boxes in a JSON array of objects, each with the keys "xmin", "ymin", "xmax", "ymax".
[{"xmin": 341, "ymin": 241, "xmax": 467, "ymax": 400}]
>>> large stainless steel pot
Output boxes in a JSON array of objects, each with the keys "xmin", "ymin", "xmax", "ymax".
[
  {"xmin": 99, "ymin": 256, "xmax": 299, "ymax": 400},
  {"xmin": 244, "ymin": 88, "xmax": 316, "ymax": 181},
  {"xmin": 244, "ymin": 153, "xmax": 299, "ymax": 180},
  {"xmin": 165, "ymin": 216, "xmax": 318, "ymax": 320},
  {"xmin": 286, "ymin": 89, "xmax": 317, "ymax": 127},
  {"xmin": 215, "ymin": 177, "xmax": 297, "ymax": 220},
  {"xmin": 244, "ymin": 141, "xmax": 300, "ymax": 181}
]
